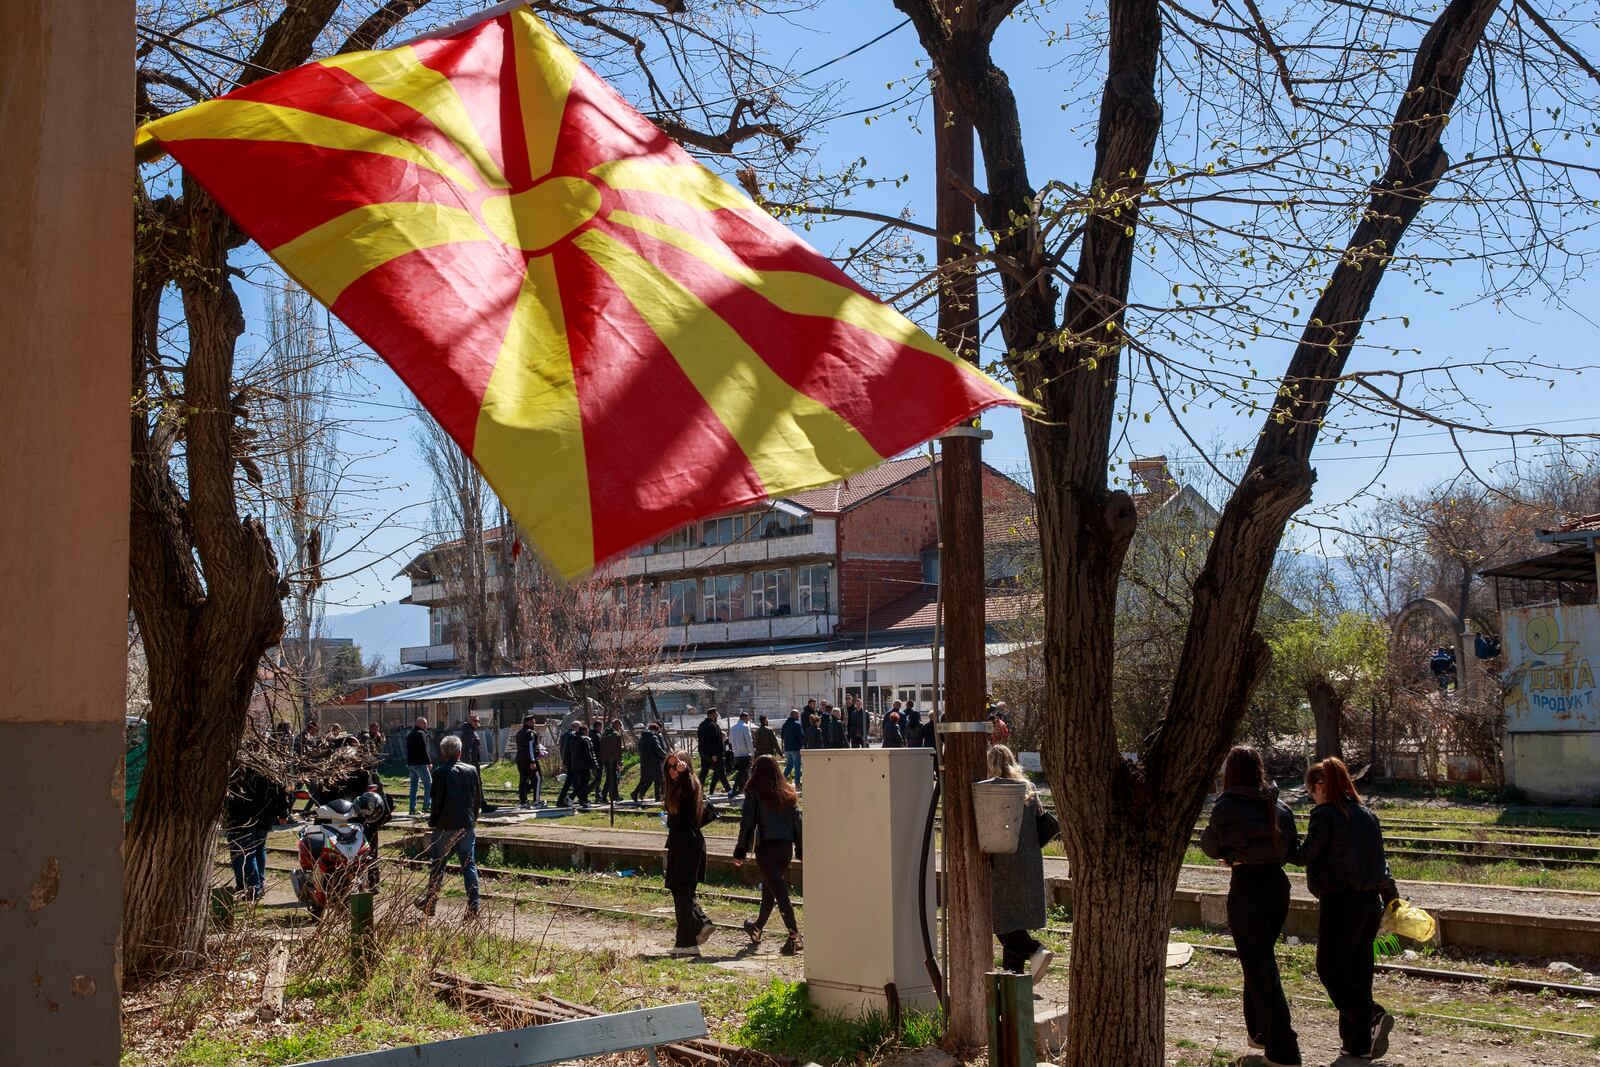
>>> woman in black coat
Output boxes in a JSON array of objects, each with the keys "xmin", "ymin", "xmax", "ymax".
[
  {"xmin": 662, "ymin": 750, "xmax": 720, "ymax": 956},
  {"xmin": 732, "ymin": 755, "xmax": 803, "ymax": 955},
  {"xmin": 1200, "ymin": 746, "xmax": 1302, "ymax": 1067},
  {"xmin": 1290, "ymin": 757, "xmax": 1399, "ymax": 1060}
]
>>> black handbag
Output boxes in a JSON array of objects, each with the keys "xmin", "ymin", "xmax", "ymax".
[{"xmin": 1035, "ymin": 806, "xmax": 1061, "ymax": 846}]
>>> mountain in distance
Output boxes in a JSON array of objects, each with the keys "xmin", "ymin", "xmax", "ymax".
[{"xmin": 322, "ymin": 601, "xmax": 426, "ymax": 673}]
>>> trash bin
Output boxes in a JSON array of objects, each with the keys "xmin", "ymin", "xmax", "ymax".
[{"xmin": 972, "ymin": 778, "xmax": 1029, "ymax": 854}]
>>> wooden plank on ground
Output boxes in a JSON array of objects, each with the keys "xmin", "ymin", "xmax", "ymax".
[
  {"xmin": 285, "ymin": 1002, "xmax": 705, "ymax": 1067},
  {"xmin": 256, "ymin": 942, "xmax": 290, "ymax": 1022}
]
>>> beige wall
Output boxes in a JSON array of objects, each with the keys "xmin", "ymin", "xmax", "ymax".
[
  {"xmin": 1506, "ymin": 732, "xmax": 1600, "ymax": 804},
  {"xmin": 0, "ymin": 3, "xmax": 132, "ymax": 1062}
]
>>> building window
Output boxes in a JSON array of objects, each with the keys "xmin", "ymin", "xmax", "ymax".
[
  {"xmin": 702, "ymin": 513, "xmax": 747, "ymax": 546},
  {"xmin": 654, "ymin": 526, "xmax": 696, "ymax": 553},
  {"xmin": 664, "ymin": 579, "xmax": 698, "ymax": 626},
  {"xmin": 753, "ymin": 509, "xmax": 812, "ymax": 539},
  {"xmin": 430, "ymin": 609, "xmax": 445, "ymax": 645},
  {"xmin": 750, "ymin": 568, "xmax": 792, "ymax": 617},
  {"xmin": 702, "ymin": 573, "xmax": 748, "ymax": 622},
  {"xmin": 797, "ymin": 564, "xmax": 832, "ymax": 614}
]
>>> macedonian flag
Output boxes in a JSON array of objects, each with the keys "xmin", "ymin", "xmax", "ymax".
[{"xmin": 137, "ymin": 5, "xmax": 1024, "ymax": 578}]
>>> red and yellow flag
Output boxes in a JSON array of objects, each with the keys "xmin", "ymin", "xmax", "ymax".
[{"xmin": 138, "ymin": 6, "xmax": 1023, "ymax": 578}]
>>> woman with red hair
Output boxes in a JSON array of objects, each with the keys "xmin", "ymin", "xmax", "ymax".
[{"xmin": 1291, "ymin": 757, "xmax": 1400, "ymax": 1060}]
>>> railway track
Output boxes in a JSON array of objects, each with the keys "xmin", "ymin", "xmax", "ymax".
[
  {"xmin": 459, "ymin": 799, "xmax": 1600, "ymax": 869},
  {"xmin": 240, "ymin": 847, "xmax": 1600, "ymax": 1022}
]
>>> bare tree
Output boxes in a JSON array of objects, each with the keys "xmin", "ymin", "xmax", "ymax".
[
  {"xmin": 129, "ymin": 0, "xmax": 830, "ymax": 975},
  {"xmin": 252, "ymin": 281, "xmax": 347, "ymax": 725},
  {"xmin": 413, "ymin": 403, "xmax": 497, "ymax": 675},
  {"xmin": 517, "ymin": 564, "xmax": 674, "ymax": 720},
  {"xmin": 876, "ymin": 0, "xmax": 1600, "ymax": 1057}
]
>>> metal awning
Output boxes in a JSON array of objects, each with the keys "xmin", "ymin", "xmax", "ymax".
[
  {"xmin": 632, "ymin": 678, "xmax": 716, "ymax": 694},
  {"xmin": 1480, "ymin": 545, "xmax": 1598, "ymax": 584}
]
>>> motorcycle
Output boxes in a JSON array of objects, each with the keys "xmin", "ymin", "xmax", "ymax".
[{"xmin": 291, "ymin": 790, "xmax": 385, "ymax": 917}]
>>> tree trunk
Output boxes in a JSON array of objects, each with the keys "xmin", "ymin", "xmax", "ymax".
[
  {"xmin": 1066, "ymin": 823, "xmax": 1183, "ymax": 1064},
  {"xmin": 125, "ymin": 180, "xmax": 285, "ymax": 976},
  {"xmin": 1308, "ymin": 679, "xmax": 1345, "ymax": 763}
]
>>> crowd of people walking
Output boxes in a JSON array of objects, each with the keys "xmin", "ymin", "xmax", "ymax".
[{"xmin": 244, "ymin": 702, "xmax": 1404, "ymax": 1067}]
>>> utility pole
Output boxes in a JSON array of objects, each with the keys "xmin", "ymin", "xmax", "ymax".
[{"xmin": 933, "ymin": 0, "xmax": 995, "ymax": 1043}]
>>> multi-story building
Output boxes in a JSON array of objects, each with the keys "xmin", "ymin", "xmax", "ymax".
[{"xmin": 396, "ymin": 456, "xmax": 1037, "ymax": 669}]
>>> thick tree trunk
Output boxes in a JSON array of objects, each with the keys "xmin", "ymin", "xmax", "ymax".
[
  {"xmin": 1066, "ymin": 826, "xmax": 1183, "ymax": 1064},
  {"xmin": 1308, "ymin": 679, "xmax": 1345, "ymax": 763},
  {"xmin": 125, "ymin": 182, "xmax": 285, "ymax": 977}
]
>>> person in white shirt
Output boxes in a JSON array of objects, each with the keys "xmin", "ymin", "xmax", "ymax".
[{"xmin": 728, "ymin": 711, "xmax": 756, "ymax": 797}]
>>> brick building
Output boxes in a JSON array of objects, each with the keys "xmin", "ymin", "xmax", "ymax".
[{"xmin": 397, "ymin": 456, "xmax": 1037, "ymax": 668}]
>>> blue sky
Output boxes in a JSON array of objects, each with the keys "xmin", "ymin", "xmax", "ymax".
[{"xmin": 270, "ymin": 0, "xmax": 1597, "ymax": 618}]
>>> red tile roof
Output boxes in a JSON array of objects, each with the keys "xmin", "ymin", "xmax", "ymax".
[
  {"xmin": 1546, "ymin": 512, "xmax": 1600, "ymax": 534},
  {"xmin": 785, "ymin": 456, "xmax": 935, "ymax": 514},
  {"xmin": 840, "ymin": 588, "xmax": 1035, "ymax": 634}
]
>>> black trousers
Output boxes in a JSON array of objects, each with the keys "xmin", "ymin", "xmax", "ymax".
[
  {"xmin": 1317, "ymin": 889, "xmax": 1385, "ymax": 1056},
  {"xmin": 699, "ymin": 754, "xmax": 731, "ymax": 794},
  {"xmin": 671, "ymin": 883, "xmax": 708, "ymax": 948},
  {"xmin": 603, "ymin": 760, "xmax": 621, "ymax": 802},
  {"xmin": 753, "ymin": 841, "xmax": 798, "ymax": 934},
  {"xmin": 996, "ymin": 929, "xmax": 1040, "ymax": 973},
  {"xmin": 731, "ymin": 755, "xmax": 753, "ymax": 795},
  {"xmin": 1228, "ymin": 865, "xmax": 1300, "ymax": 1064},
  {"xmin": 632, "ymin": 767, "xmax": 662, "ymax": 802},
  {"xmin": 572, "ymin": 766, "xmax": 592, "ymax": 806},
  {"xmin": 516, "ymin": 760, "xmax": 541, "ymax": 806},
  {"xmin": 555, "ymin": 763, "xmax": 574, "ymax": 805}
]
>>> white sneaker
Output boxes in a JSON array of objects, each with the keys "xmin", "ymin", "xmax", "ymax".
[
  {"xmin": 1028, "ymin": 946, "xmax": 1053, "ymax": 981},
  {"xmin": 669, "ymin": 945, "xmax": 701, "ymax": 957}
]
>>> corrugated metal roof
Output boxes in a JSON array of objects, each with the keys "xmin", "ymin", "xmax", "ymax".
[{"xmin": 371, "ymin": 642, "xmax": 1030, "ymax": 702}]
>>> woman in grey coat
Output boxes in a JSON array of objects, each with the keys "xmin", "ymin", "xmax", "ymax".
[{"xmin": 987, "ymin": 744, "xmax": 1051, "ymax": 980}]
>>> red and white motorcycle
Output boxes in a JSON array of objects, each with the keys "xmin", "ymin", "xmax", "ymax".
[{"xmin": 291, "ymin": 791, "xmax": 384, "ymax": 917}]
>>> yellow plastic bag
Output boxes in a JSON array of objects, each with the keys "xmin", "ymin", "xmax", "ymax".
[{"xmin": 1381, "ymin": 898, "xmax": 1437, "ymax": 942}]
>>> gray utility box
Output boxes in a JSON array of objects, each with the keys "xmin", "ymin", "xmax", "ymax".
[{"xmin": 801, "ymin": 748, "xmax": 939, "ymax": 1016}]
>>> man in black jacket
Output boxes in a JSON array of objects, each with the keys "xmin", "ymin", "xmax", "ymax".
[
  {"xmin": 632, "ymin": 722, "xmax": 667, "ymax": 803},
  {"xmin": 696, "ymin": 707, "xmax": 732, "ymax": 795},
  {"xmin": 597, "ymin": 719, "xmax": 624, "ymax": 803},
  {"xmin": 457, "ymin": 712, "xmax": 484, "ymax": 768},
  {"xmin": 224, "ymin": 763, "xmax": 288, "ymax": 900},
  {"xmin": 568, "ymin": 723, "xmax": 600, "ymax": 808},
  {"xmin": 846, "ymin": 697, "xmax": 867, "ymax": 748},
  {"xmin": 513, "ymin": 714, "xmax": 542, "ymax": 808},
  {"xmin": 554, "ymin": 719, "xmax": 578, "ymax": 807},
  {"xmin": 405, "ymin": 717, "xmax": 433, "ymax": 815},
  {"xmin": 416, "ymin": 734, "xmax": 485, "ymax": 918}
]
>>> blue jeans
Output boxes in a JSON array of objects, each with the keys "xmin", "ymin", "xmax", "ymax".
[
  {"xmin": 408, "ymin": 764, "xmax": 433, "ymax": 813},
  {"xmin": 426, "ymin": 827, "xmax": 479, "ymax": 907},
  {"xmin": 226, "ymin": 827, "xmax": 268, "ymax": 896},
  {"xmin": 784, "ymin": 750, "xmax": 802, "ymax": 785}
]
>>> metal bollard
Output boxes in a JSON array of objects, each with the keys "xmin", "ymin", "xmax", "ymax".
[
  {"xmin": 350, "ymin": 891, "xmax": 377, "ymax": 978},
  {"xmin": 986, "ymin": 970, "xmax": 1037, "ymax": 1067}
]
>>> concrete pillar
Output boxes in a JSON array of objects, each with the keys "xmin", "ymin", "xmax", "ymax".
[{"xmin": 0, "ymin": 4, "xmax": 133, "ymax": 1064}]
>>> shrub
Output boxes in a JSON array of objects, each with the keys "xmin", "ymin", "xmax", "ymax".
[{"xmin": 734, "ymin": 979, "xmax": 940, "ymax": 1064}]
